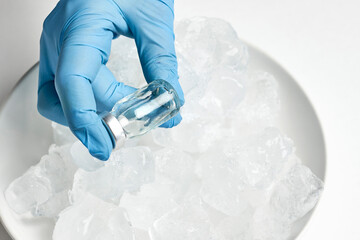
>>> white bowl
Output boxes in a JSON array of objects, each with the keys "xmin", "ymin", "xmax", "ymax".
[{"xmin": 0, "ymin": 44, "xmax": 326, "ymax": 240}]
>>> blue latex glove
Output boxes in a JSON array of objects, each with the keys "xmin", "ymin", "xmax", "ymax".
[{"xmin": 38, "ymin": 0, "xmax": 184, "ymax": 160}]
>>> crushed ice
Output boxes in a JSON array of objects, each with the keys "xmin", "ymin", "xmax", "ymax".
[{"xmin": 5, "ymin": 17, "xmax": 323, "ymax": 240}]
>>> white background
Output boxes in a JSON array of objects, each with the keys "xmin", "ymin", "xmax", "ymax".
[{"xmin": 1, "ymin": 0, "xmax": 360, "ymax": 239}]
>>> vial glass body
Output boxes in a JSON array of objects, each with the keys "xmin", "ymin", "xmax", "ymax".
[{"xmin": 108, "ymin": 79, "xmax": 181, "ymax": 139}]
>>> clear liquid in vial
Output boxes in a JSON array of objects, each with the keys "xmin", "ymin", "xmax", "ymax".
[{"xmin": 109, "ymin": 80, "xmax": 181, "ymax": 139}]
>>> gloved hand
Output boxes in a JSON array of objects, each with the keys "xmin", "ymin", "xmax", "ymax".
[{"xmin": 38, "ymin": 0, "xmax": 184, "ymax": 160}]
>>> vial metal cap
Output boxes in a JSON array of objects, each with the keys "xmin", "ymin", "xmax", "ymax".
[{"xmin": 102, "ymin": 112, "xmax": 126, "ymax": 149}]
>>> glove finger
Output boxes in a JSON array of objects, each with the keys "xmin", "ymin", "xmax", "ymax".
[
  {"xmin": 37, "ymin": 0, "xmax": 134, "ymax": 160},
  {"xmin": 38, "ymin": 28, "xmax": 68, "ymax": 126},
  {"xmin": 126, "ymin": 1, "xmax": 184, "ymax": 104},
  {"xmin": 37, "ymin": 80, "xmax": 67, "ymax": 126},
  {"xmin": 55, "ymin": 28, "xmax": 115, "ymax": 160},
  {"xmin": 92, "ymin": 64, "xmax": 137, "ymax": 113},
  {"xmin": 122, "ymin": 0, "xmax": 184, "ymax": 127}
]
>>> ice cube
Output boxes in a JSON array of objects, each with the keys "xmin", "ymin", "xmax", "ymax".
[
  {"xmin": 134, "ymin": 229, "xmax": 151, "ymax": 240},
  {"xmin": 268, "ymin": 163, "xmax": 324, "ymax": 223},
  {"xmin": 153, "ymin": 148, "xmax": 195, "ymax": 182},
  {"xmin": 177, "ymin": 53, "xmax": 205, "ymax": 96},
  {"xmin": 150, "ymin": 197, "xmax": 214, "ymax": 240},
  {"xmin": 199, "ymin": 162, "xmax": 251, "ymax": 216},
  {"xmin": 5, "ymin": 166, "xmax": 52, "ymax": 214},
  {"xmin": 5, "ymin": 144, "xmax": 76, "ymax": 215},
  {"xmin": 251, "ymin": 206, "xmax": 291, "ymax": 240},
  {"xmin": 72, "ymin": 146, "xmax": 155, "ymax": 204},
  {"xmin": 199, "ymin": 128, "xmax": 294, "ymax": 216},
  {"xmin": 199, "ymin": 69, "xmax": 246, "ymax": 115},
  {"xmin": 53, "ymin": 193, "xmax": 134, "ymax": 240},
  {"xmin": 32, "ymin": 190, "xmax": 70, "ymax": 219},
  {"xmin": 119, "ymin": 177, "xmax": 178, "ymax": 230},
  {"xmin": 51, "ymin": 122, "xmax": 77, "ymax": 146},
  {"xmin": 107, "ymin": 37, "xmax": 146, "ymax": 89},
  {"xmin": 39, "ymin": 144, "xmax": 78, "ymax": 192},
  {"xmin": 231, "ymin": 71, "xmax": 280, "ymax": 135},
  {"xmin": 70, "ymin": 141, "xmax": 105, "ymax": 172},
  {"xmin": 152, "ymin": 118, "xmax": 222, "ymax": 153},
  {"xmin": 223, "ymin": 127, "xmax": 294, "ymax": 188},
  {"xmin": 249, "ymin": 163, "xmax": 323, "ymax": 240},
  {"xmin": 175, "ymin": 17, "xmax": 249, "ymax": 75},
  {"xmin": 214, "ymin": 208, "xmax": 253, "ymax": 240}
]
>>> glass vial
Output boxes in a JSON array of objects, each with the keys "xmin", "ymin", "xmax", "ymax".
[{"xmin": 102, "ymin": 79, "xmax": 181, "ymax": 148}]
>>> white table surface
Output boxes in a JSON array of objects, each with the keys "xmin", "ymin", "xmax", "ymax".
[{"xmin": 1, "ymin": 0, "xmax": 360, "ymax": 239}]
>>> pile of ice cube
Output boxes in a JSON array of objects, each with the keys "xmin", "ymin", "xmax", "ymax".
[{"xmin": 5, "ymin": 17, "xmax": 323, "ymax": 240}]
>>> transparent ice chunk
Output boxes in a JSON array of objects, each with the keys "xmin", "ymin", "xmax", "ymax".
[
  {"xmin": 213, "ymin": 208, "xmax": 253, "ymax": 240},
  {"xmin": 251, "ymin": 206, "xmax": 291, "ymax": 240},
  {"xmin": 152, "ymin": 118, "xmax": 222, "ymax": 154},
  {"xmin": 53, "ymin": 193, "xmax": 134, "ymax": 240},
  {"xmin": 5, "ymin": 144, "xmax": 76, "ymax": 215},
  {"xmin": 223, "ymin": 127, "xmax": 294, "ymax": 188},
  {"xmin": 200, "ymin": 158, "xmax": 253, "ymax": 216},
  {"xmin": 177, "ymin": 53, "xmax": 205, "ymax": 96},
  {"xmin": 250, "ymin": 163, "xmax": 323, "ymax": 240},
  {"xmin": 32, "ymin": 190, "xmax": 70, "ymax": 219},
  {"xmin": 40, "ymin": 144, "xmax": 78, "ymax": 192},
  {"xmin": 153, "ymin": 148, "xmax": 195, "ymax": 182},
  {"xmin": 70, "ymin": 141, "xmax": 105, "ymax": 172},
  {"xmin": 72, "ymin": 146, "xmax": 154, "ymax": 204},
  {"xmin": 199, "ymin": 70, "xmax": 246, "ymax": 115},
  {"xmin": 231, "ymin": 71, "xmax": 280, "ymax": 135},
  {"xmin": 150, "ymin": 197, "xmax": 214, "ymax": 240},
  {"xmin": 175, "ymin": 17, "xmax": 249, "ymax": 75},
  {"xmin": 119, "ymin": 177, "xmax": 178, "ymax": 230},
  {"xmin": 5, "ymin": 166, "xmax": 52, "ymax": 214},
  {"xmin": 268, "ymin": 163, "xmax": 324, "ymax": 223},
  {"xmin": 199, "ymin": 128, "xmax": 294, "ymax": 216},
  {"xmin": 107, "ymin": 37, "xmax": 146, "ymax": 89},
  {"xmin": 134, "ymin": 229, "xmax": 151, "ymax": 240}
]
